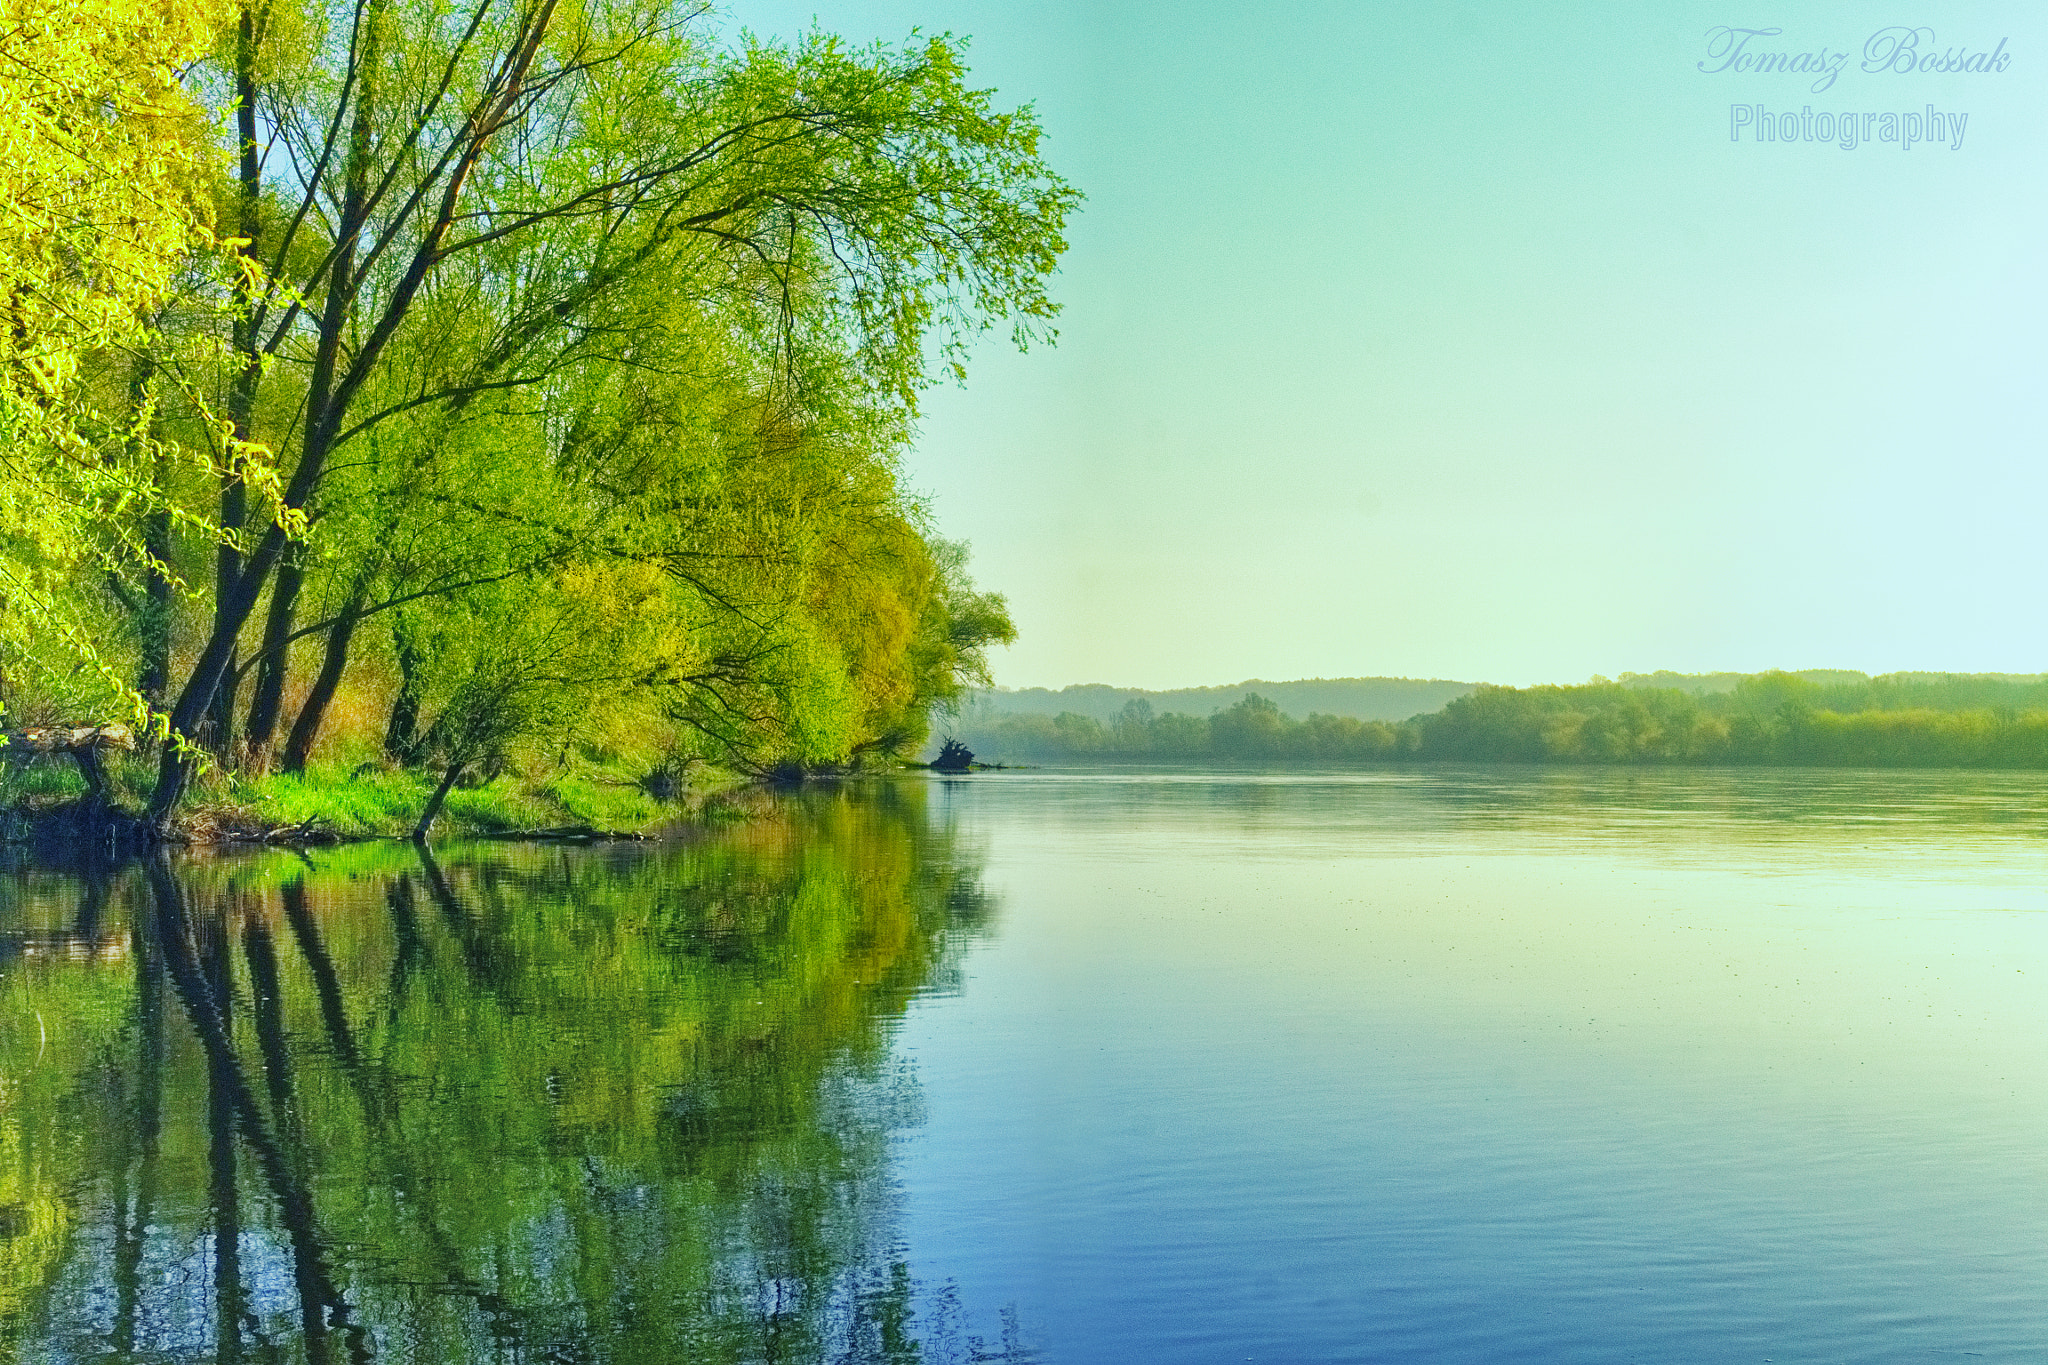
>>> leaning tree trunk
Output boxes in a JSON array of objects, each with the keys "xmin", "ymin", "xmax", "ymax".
[
  {"xmin": 203, "ymin": 650, "xmax": 241, "ymax": 759},
  {"xmin": 280, "ymin": 588, "xmax": 368, "ymax": 775},
  {"xmin": 204, "ymin": 14, "xmax": 264, "ymax": 766},
  {"xmin": 412, "ymin": 761, "xmax": 466, "ymax": 840},
  {"xmin": 244, "ymin": 544, "xmax": 306, "ymax": 761}
]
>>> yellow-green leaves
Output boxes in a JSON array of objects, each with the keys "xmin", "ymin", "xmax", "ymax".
[
  {"xmin": 0, "ymin": 0, "xmax": 231, "ymax": 720},
  {"xmin": 0, "ymin": 0, "xmax": 218, "ymax": 407}
]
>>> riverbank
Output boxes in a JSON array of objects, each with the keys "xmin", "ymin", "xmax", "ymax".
[{"xmin": 0, "ymin": 757, "xmax": 765, "ymax": 847}]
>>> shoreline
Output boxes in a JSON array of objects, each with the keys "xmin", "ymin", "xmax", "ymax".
[{"xmin": 0, "ymin": 760, "xmax": 964, "ymax": 852}]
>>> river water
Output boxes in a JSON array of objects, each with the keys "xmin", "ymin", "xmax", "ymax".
[{"xmin": 2, "ymin": 767, "xmax": 2046, "ymax": 1362}]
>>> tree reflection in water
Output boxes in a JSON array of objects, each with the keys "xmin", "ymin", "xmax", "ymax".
[{"xmin": 0, "ymin": 783, "xmax": 1023, "ymax": 1362}]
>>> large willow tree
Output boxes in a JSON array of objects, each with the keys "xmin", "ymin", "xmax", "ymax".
[
  {"xmin": 129, "ymin": 0, "xmax": 1071, "ymax": 823},
  {"xmin": 0, "ymin": 0, "xmax": 1070, "ymax": 822}
]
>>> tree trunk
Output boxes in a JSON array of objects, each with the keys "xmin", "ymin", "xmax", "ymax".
[
  {"xmin": 205, "ymin": 648, "xmax": 241, "ymax": 758},
  {"xmin": 208, "ymin": 0, "xmax": 265, "ymax": 762},
  {"xmin": 383, "ymin": 610, "xmax": 426, "ymax": 763},
  {"xmin": 244, "ymin": 546, "xmax": 306, "ymax": 760},
  {"xmin": 280, "ymin": 588, "xmax": 368, "ymax": 775},
  {"xmin": 147, "ymin": 0, "xmax": 555, "ymax": 829},
  {"xmin": 148, "ymin": 0, "xmax": 369, "ymax": 824},
  {"xmin": 413, "ymin": 761, "xmax": 466, "ymax": 840},
  {"xmin": 149, "ymin": 533, "xmax": 276, "ymax": 825}
]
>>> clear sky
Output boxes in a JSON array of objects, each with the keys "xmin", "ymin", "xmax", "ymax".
[{"xmin": 734, "ymin": 0, "xmax": 2048, "ymax": 689}]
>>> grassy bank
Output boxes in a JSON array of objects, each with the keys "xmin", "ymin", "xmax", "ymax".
[{"xmin": 0, "ymin": 752, "xmax": 756, "ymax": 843}]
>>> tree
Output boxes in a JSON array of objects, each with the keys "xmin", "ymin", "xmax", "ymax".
[
  {"xmin": 1209, "ymin": 693, "xmax": 1286, "ymax": 759},
  {"xmin": 1112, "ymin": 698, "xmax": 1155, "ymax": 753},
  {"xmin": 402, "ymin": 588, "xmax": 595, "ymax": 837},
  {"xmin": 139, "ymin": 4, "xmax": 1075, "ymax": 824}
]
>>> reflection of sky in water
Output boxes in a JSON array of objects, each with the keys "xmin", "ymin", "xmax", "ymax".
[
  {"xmin": 5, "ymin": 772, "xmax": 2046, "ymax": 1362},
  {"xmin": 902, "ymin": 766, "xmax": 2048, "ymax": 1364},
  {"xmin": 39, "ymin": 1225, "xmax": 300, "ymax": 1360}
]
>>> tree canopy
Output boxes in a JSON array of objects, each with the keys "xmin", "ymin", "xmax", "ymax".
[
  {"xmin": 0, "ymin": 0, "xmax": 258, "ymax": 708},
  {"xmin": 0, "ymin": 0, "xmax": 1073, "ymax": 827}
]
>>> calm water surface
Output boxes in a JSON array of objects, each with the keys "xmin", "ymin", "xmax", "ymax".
[{"xmin": 3, "ymin": 767, "xmax": 2047, "ymax": 1362}]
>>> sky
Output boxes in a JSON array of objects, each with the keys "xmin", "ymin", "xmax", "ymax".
[{"xmin": 732, "ymin": 0, "xmax": 2048, "ymax": 689}]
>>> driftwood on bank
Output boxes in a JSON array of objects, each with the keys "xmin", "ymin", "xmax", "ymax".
[
  {"xmin": 469, "ymin": 825, "xmax": 650, "ymax": 842},
  {"xmin": 929, "ymin": 738, "xmax": 975, "ymax": 771},
  {"xmin": 2, "ymin": 725, "xmax": 136, "ymax": 805}
]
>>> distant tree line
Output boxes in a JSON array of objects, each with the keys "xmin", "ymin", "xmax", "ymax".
[
  {"xmin": 965, "ymin": 676, "xmax": 1475, "ymax": 725},
  {"xmin": 956, "ymin": 694, "xmax": 1412, "ymax": 762},
  {"xmin": 952, "ymin": 672, "xmax": 2048, "ymax": 769}
]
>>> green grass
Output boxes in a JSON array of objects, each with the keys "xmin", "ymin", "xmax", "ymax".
[
  {"xmin": 523, "ymin": 773, "xmax": 669, "ymax": 829},
  {"xmin": 0, "ymin": 760, "xmax": 90, "ymax": 806},
  {"xmin": 245, "ymin": 768, "xmax": 437, "ymax": 835},
  {"xmin": 3, "ymin": 744, "xmax": 742, "ymax": 842},
  {"xmin": 233, "ymin": 764, "xmax": 671, "ymax": 838}
]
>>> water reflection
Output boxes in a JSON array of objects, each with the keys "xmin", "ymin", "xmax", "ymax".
[
  {"xmin": 955, "ymin": 763, "xmax": 2048, "ymax": 866},
  {"xmin": 0, "ymin": 784, "xmax": 1019, "ymax": 1363},
  {"xmin": 914, "ymin": 766, "xmax": 2048, "ymax": 1364}
]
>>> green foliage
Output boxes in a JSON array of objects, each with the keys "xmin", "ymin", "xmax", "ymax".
[
  {"xmin": 0, "ymin": 784, "xmax": 1021, "ymax": 1359},
  {"xmin": 956, "ymin": 672, "xmax": 2048, "ymax": 771},
  {"xmin": 960, "ymin": 692, "xmax": 1411, "ymax": 763},
  {"xmin": 967, "ymin": 676, "xmax": 1477, "ymax": 726},
  {"xmin": 0, "ymin": 0, "xmax": 1073, "ymax": 816},
  {"xmin": 1415, "ymin": 672, "xmax": 2048, "ymax": 767},
  {"xmin": 0, "ymin": 0, "xmax": 282, "ymax": 723}
]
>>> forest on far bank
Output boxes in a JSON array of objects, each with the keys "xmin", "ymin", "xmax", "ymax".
[
  {"xmin": 947, "ymin": 670, "xmax": 2048, "ymax": 769},
  {"xmin": 964, "ymin": 676, "xmax": 1479, "ymax": 726}
]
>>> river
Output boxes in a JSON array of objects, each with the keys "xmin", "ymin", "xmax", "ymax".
[{"xmin": 2, "ymin": 767, "xmax": 2045, "ymax": 1361}]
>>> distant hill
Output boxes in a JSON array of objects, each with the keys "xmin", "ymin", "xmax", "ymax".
[{"xmin": 961, "ymin": 676, "xmax": 1477, "ymax": 725}]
